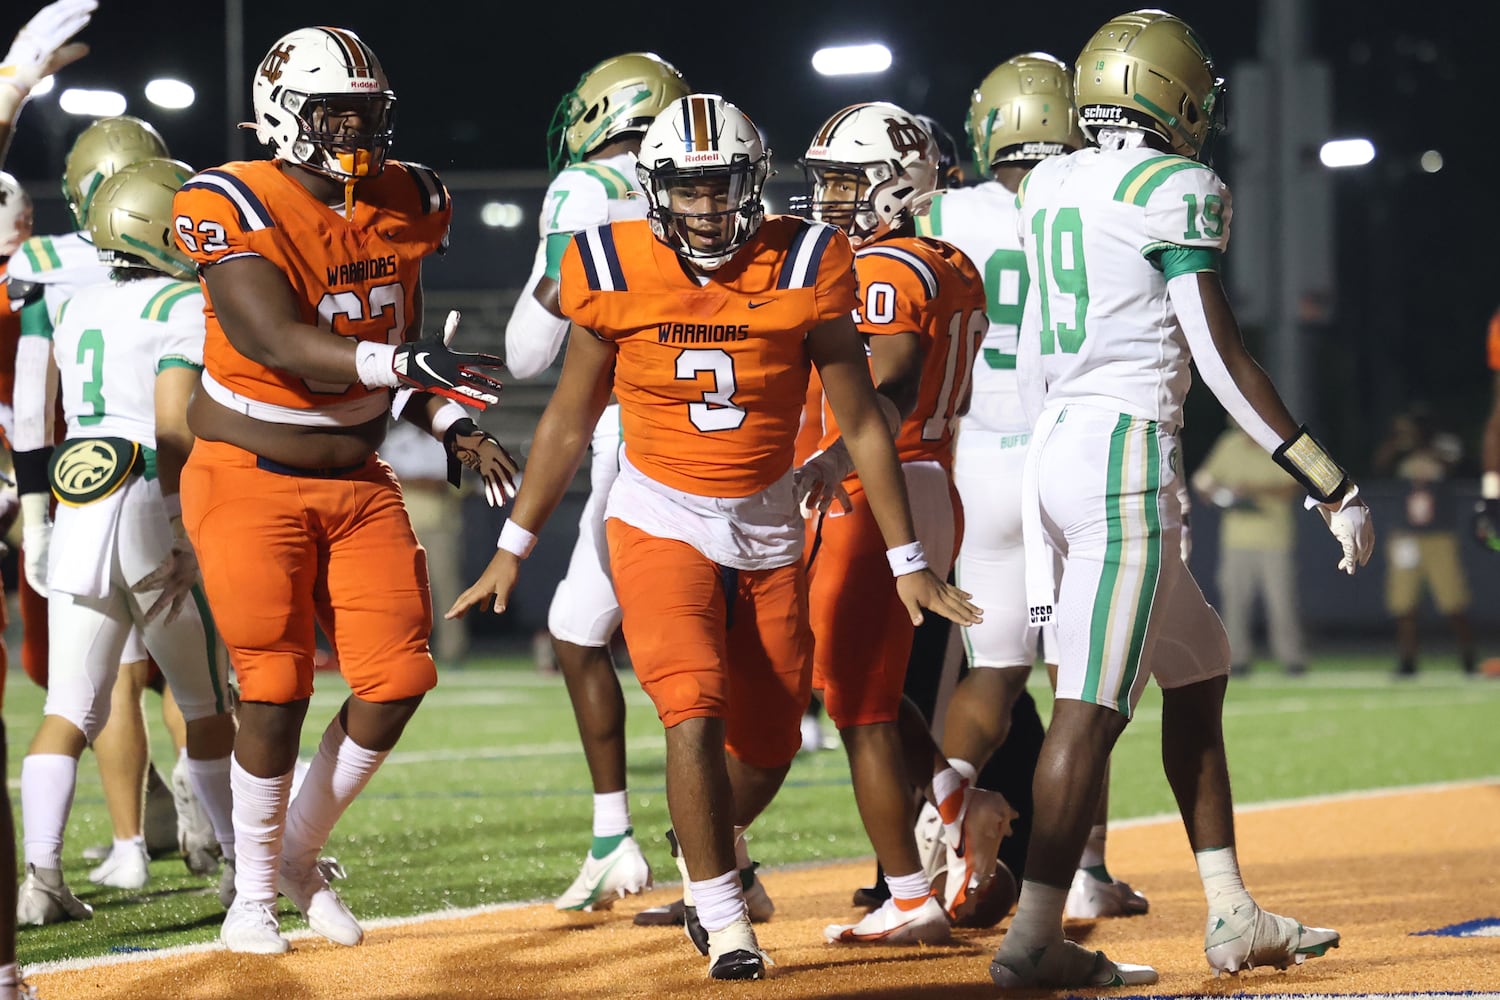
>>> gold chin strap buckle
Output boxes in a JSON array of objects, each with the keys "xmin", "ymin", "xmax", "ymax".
[{"xmin": 1273, "ymin": 424, "xmax": 1348, "ymax": 503}]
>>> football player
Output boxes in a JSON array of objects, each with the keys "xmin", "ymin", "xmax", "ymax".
[
  {"xmin": 171, "ymin": 25, "xmax": 514, "ymax": 954},
  {"xmin": 991, "ymin": 10, "xmax": 1366, "ymax": 988},
  {"xmin": 451, "ymin": 93, "xmax": 979, "ymax": 980},
  {"xmin": 14, "ymin": 158, "xmax": 241, "ymax": 928},
  {"xmin": 1475, "ymin": 309, "xmax": 1500, "ymax": 550}
]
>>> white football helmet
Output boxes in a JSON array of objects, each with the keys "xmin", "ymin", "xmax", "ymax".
[
  {"xmin": 249, "ymin": 26, "xmax": 395, "ymax": 181},
  {"xmin": 796, "ymin": 102, "xmax": 938, "ymax": 247},
  {"xmin": 636, "ymin": 94, "xmax": 770, "ymax": 271},
  {"xmin": 0, "ymin": 171, "xmax": 33, "ymax": 259}
]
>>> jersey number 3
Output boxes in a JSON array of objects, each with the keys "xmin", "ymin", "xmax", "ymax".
[{"xmin": 676, "ymin": 348, "xmax": 746, "ymax": 432}]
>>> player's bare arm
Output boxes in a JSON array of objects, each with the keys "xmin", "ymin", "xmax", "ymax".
[
  {"xmin": 447, "ymin": 324, "xmax": 615, "ymax": 619},
  {"xmin": 810, "ymin": 313, "xmax": 980, "ymax": 626},
  {"xmin": 868, "ymin": 331, "xmax": 924, "ymax": 422},
  {"xmin": 137, "ymin": 364, "xmax": 202, "ymax": 624}
]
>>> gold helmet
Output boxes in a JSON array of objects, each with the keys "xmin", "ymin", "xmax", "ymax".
[
  {"xmin": 1074, "ymin": 9, "xmax": 1224, "ymax": 160},
  {"xmin": 966, "ymin": 53, "xmax": 1084, "ymax": 175},
  {"xmin": 547, "ymin": 52, "xmax": 690, "ymax": 175},
  {"xmin": 86, "ymin": 158, "xmax": 195, "ymax": 280},
  {"xmin": 62, "ymin": 116, "xmax": 170, "ymax": 230}
]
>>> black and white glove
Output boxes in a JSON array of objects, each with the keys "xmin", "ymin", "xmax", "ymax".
[
  {"xmin": 0, "ymin": 0, "xmax": 96, "ymax": 123},
  {"xmin": 444, "ymin": 417, "xmax": 519, "ymax": 507},
  {"xmin": 357, "ymin": 311, "xmax": 506, "ymax": 409}
]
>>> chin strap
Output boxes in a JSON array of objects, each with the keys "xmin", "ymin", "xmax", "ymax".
[{"xmin": 343, "ymin": 180, "xmax": 356, "ymax": 221}]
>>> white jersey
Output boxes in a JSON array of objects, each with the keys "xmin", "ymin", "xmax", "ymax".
[
  {"xmin": 1016, "ymin": 146, "xmax": 1232, "ymax": 429},
  {"xmin": 917, "ymin": 182, "xmax": 1029, "ymax": 434},
  {"xmin": 6, "ymin": 231, "xmax": 111, "ymax": 318},
  {"xmin": 52, "ymin": 276, "xmax": 205, "ymax": 444},
  {"xmin": 523, "ymin": 151, "xmax": 647, "ymax": 298}
]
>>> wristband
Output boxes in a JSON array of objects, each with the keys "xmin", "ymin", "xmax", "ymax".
[
  {"xmin": 886, "ymin": 541, "xmax": 928, "ymax": 577},
  {"xmin": 162, "ymin": 493, "xmax": 182, "ymax": 519},
  {"xmin": 1484, "ymin": 472, "xmax": 1500, "ymax": 501},
  {"xmin": 1272, "ymin": 425, "xmax": 1348, "ymax": 503},
  {"xmin": 497, "ymin": 518, "xmax": 537, "ymax": 559},
  {"xmin": 430, "ymin": 400, "xmax": 468, "ymax": 440},
  {"xmin": 355, "ymin": 340, "xmax": 399, "ymax": 389}
]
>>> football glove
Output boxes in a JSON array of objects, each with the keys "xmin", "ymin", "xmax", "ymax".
[
  {"xmin": 1473, "ymin": 498, "xmax": 1500, "ymax": 552},
  {"xmin": 443, "ymin": 417, "xmax": 519, "ymax": 507},
  {"xmin": 1306, "ymin": 483, "xmax": 1375, "ymax": 575},
  {"xmin": 0, "ymin": 0, "xmax": 96, "ymax": 123},
  {"xmin": 391, "ymin": 337, "xmax": 505, "ymax": 409},
  {"xmin": 19, "ymin": 491, "xmax": 50, "ymax": 595}
]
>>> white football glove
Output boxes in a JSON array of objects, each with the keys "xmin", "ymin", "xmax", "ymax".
[
  {"xmin": 135, "ymin": 523, "xmax": 200, "ymax": 625},
  {"xmin": 0, "ymin": 0, "xmax": 96, "ymax": 122},
  {"xmin": 1306, "ymin": 482, "xmax": 1375, "ymax": 575},
  {"xmin": 19, "ymin": 491, "xmax": 50, "ymax": 596},
  {"xmin": 793, "ymin": 442, "xmax": 854, "ymax": 516}
]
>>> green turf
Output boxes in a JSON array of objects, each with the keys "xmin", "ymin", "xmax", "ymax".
[{"xmin": 7, "ymin": 652, "xmax": 1498, "ymax": 965}]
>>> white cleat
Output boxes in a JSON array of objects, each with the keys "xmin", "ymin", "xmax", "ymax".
[
  {"xmin": 279, "ymin": 858, "xmax": 363, "ymax": 947},
  {"xmin": 555, "ymin": 833, "xmax": 653, "ymax": 911},
  {"xmin": 16, "ymin": 865, "xmax": 93, "ymax": 926},
  {"xmin": 914, "ymin": 801, "xmax": 945, "ymax": 884},
  {"xmin": 87, "ymin": 840, "xmax": 150, "ymax": 890},
  {"xmin": 1064, "ymin": 867, "xmax": 1149, "ymax": 919},
  {"xmin": 707, "ymin": 915, "xmax": 771, "ymax": 980},
  {"xmin": 990, "ymin": 939, "xmax": 1157, "ymax": 988},
  {"xmin": 1204, "ymin": 904, "xmax": 1340, "ymax": 975},
  {"xmin": 824, "ymin": 896, "xmax": 951, "ymax": 945},
  {"xmin": 171, "ymin": 761, "xmax": 221, "ymax": 876},
  {"xmin": 220, "ymin": 897, "xmax": 290, "ymax": 954}
]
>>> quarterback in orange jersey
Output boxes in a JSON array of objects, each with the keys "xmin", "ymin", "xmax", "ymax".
[
  {"xmin": 171, "ymin": 26, "xmax": 514, "ymax": 955},
  {"xmin": 792, "ymin": 103, "xmax": 1013, "ymax": 944},
  {"xmin": 452, "ymin": 94, "xmax": 980, "ymax": 980}
]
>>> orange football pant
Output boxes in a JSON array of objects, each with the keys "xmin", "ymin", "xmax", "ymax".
[
  {"xmin": 181, "ymin": 438, "xmax": 436, "ymax": 705},
  {"xmin": 606, "ymin": 518, "xmax": 811, "ymax": 770}
]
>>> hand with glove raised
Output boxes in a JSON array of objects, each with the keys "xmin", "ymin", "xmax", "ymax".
[{"xmin": 1, "ymin": 0, "xmax": 96, "ymax": 125}]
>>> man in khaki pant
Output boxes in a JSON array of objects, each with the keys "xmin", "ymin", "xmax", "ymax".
[{"xmin": 1193, "ymin": 420, "xmax": 1307, "ymax": 676}]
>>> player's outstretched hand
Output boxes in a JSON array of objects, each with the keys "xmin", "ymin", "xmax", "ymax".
[
  {"xmin": 1, "ymin": 0, "xmax": 96, "ymax": 118},
  {"xmin": 896, "ymin": 569, "xmax": 982, "ymax": 627},
  {"xmin": 1307, "ymin": 482, "xmax": 1375, "ymax": 575},
  {"xmin": 392, "ymin": 336, "xmax": 505, "ymax": 409},
  {"xmin": 446, "ymin": 550, "xmax": 521, "ymax": 619},
  {"xmin": 136, "ymin": 533, "xmax": 200, "ymax": 624},
  {"xmin": 444, "ymin": 418, "xmax": 519, "ymax": 508}
]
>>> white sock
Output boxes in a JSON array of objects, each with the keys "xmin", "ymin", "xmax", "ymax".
[
  {"xmin": 112, "ymin": 836, "xmax": 144, "ymax": 854},
  {"xmin": 1079, "ymin": 823, "xmax": 1108, "ymax": 872},
  {"xmin": 230, "ymin": 758, "xmax": 292, "ymax": 903},
  {"xmin": 21, "ymin": 754, "xmax": 78, "ymax": 870},
  {"xmin": 884, "ymin": 869, "xmax": 932, "ymax": 905},
  {"xmin": 690, "ymin": 869, "xmax": 747, "ymax": 933},
  {"xmin": 949, "ymin": 758, "xmax": 979, "ymax": 784},
  {"xmin": 732, "ymin": 826, "xmax": 752, "ymax": 871},
  {"xmin": 1004, "ymin": 879, "xmax": 1069, "ymax": 951},
  {"xmin": 283, "ymin": 717, "xmax": 387, "ymax": 873},
  {"xmin": 931, "ymin": 766, "xmax": 969, "ymax": 849},
  {"xmin": 1196, "ymin": 845, "xmax": 1254, "ymax": 912},
  {"xmin": 592, "ymin": 791, "xmax": 631, "ymax": 839},
  {"xmin": 186, "ymin": 754, "xmax": 236, "ymax": 859}
]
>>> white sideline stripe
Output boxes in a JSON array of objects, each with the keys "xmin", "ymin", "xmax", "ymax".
[{"xmin": 24, "ymin": 778, "xmax": 1500, "ymax": 979}]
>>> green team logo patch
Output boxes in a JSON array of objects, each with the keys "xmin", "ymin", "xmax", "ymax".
[{"xmin": 48, "ymin": 437, "xmax": 141, "ymax": 506}]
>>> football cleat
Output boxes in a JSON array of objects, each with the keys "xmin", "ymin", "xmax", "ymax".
[
  {"xmin": 707, "ymin": 915, "xmax": 771, "ymax": 981},
  {"xmin": 86, "ymin": 839, "xmax": 150, "ymax": 890},
  {"xmin": 1204, "ymin": 904, "xmax": 1340, "ymax": 975},
  {"xmin": 990, "ymin": 939, "xmax": 1158, "ymax": 988},
  {"xmin": 1064, "ymin": 867, "xmax": 1149, "ymax": 919},
  {"xmin": 824, "ymin": 896, "xmax": 950, "ymax": 945},
  {"xmin": 555, "ymin": 833, "xmax": 652, "ymax": 911},
  {"xmin": 16, "ymin": 865, "xmax": 93, "ymax": 926},
  {"xmin": 220, "ymin": 897, "xmax": 289, "ymax": 955}
]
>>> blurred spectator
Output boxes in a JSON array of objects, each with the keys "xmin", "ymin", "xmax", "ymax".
[
  {"xmin": 1192, "ymin": 418, "xmax": 1307, "ymax": 676},
  {"xmin": 382, "ymin": 419, "xmax": 470, "ymax": 665},
  {"xmin": 1373, "ymin": 406, "xmax": 1475, "ymax": 676}
]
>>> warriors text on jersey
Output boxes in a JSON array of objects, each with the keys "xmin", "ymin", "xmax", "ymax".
[
  {"xmin": 171, "ymin": 159, "xmax": 451, "ymax": 424},
  {"xmin": 558, "ymin": 216, "xmax": 860, "ymax": 497},
  {"xmin": 1017, "ymin": 146, "xmax": 1232, "ymax": 428},
  {"xmin": 809, "ymin": 235, "xmax": 986, "ymax": 468},
  {"xmin": 917, "ymin": 182, "xmax": 1031, "ymax": 434}
]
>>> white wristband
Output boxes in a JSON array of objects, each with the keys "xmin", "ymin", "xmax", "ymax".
[
  {"xmin": 886, "ymin": 541, "xmax": 928, "ymax": 577},
  {"xmin": 162, "ymin": 493, "xmax": 183, "ymax": 519},
  {"xmin": 430, "ymin": 401, "xmax": 468, "ymax": 440},
  {"xmin": 1484, "ymin": 472, "xmax": 1500, "ymax": 500},
  {"xmin": 355, "ymin": 341, "xmax": 399, "ymax": 389},
  {"xmin": 497, "ymin": 518, "xmax": 538, "ymax": 559}
]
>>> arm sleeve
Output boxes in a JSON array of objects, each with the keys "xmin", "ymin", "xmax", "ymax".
[
  {"xmin": 12, "ymin": 303, "xmax": 55, "ymax": 450},
  {"xmin": 502, "ymin": 288, "xmax": 570, "ymax": 380}
]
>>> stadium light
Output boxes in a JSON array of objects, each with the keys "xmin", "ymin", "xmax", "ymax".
[
  {"xmin": 58, "ymin": 88, "xmax": 126, "ymax": 117},
  {"xmin": 1419, "ymin": 149, "xmax": 1443, "ymax": 174},
  {"xmin": 811, "ymin": 43, "xmax": 892, "ymax": 77},
  {"xmin": 145, "ymin": 78, "xmax": 196, "ymax": 110},
  {"xmin": 31, "ymin": 75, "xmax": 55, "ymax": 98},
  {"xmin": 480, "ymin": 201, "xmax": 524, "ymax": 229},
  {"xmin": 1318, "ymin": 138, "xmax": 1375, "ymax": 169}
]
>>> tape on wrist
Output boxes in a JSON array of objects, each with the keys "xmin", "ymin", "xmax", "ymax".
[
  {"xmin": 1484, "ymin": 472, "xmax": 1500, "ymax": 500},
  {"xmin": 1272, "ymin": 425, "xmax": 1348, "ymax": 504},
  {"xmin": 886, "ymin": 540, "xmax": 928, "ymax": 577},
  {"xmin": 497, "ymin": 518, "xmax": 537, "ymax": 559}
]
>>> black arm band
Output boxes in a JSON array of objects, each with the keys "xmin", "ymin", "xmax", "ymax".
[
  {"xmin": 13, "ymin": 447, "xmax": 53, "ymax": 497},
  {"xmin": 442, "ymin": 418, "xmax": 480, "ymax": 489},
  {"xmin": 1272, "ymin": 425, "xmax": 1348, "ymax": 503}
]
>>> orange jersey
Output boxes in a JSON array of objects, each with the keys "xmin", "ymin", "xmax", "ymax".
[
  {"xmin": 172, "ymin": 159, "xmax": 451, "ymax": 418},
  {"xmin": 1489, "ymin": 309, "xmax": 1500, "ymax": 370},
  {"xmin": 559, "ymin": 216, "xmax": 860, "ymax": 497},
  {"xmin": 814, "ymin": 236, "xmax": 985, "ymax": 468},
  {"xmin": 0, "ymin": 260, "xmax": 17, "ymax": 406}
]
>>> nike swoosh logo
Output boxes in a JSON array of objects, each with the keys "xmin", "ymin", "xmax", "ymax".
[
  {"xmin": 747, "ymin": 300, "xmax": 771, "ymax": 309},
  {"xmin": 906, "ymin": 553, "xmax": 920, "ymax": 562},
  {"xmin": 413, "ymin": 351, "xmax": 446, "ymax": 385}
]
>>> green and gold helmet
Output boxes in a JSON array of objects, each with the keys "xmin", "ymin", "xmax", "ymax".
[
  {"xmin": 966, "ymin": 52, "xmax": 1084, "ymax": 176},
  {"xmin": 86, "ymin": 158, "xmax": 195, "ymax": 280},
  {"xmin": 546, "ymin": 52, "xmax": 690, "ymax": 175},
  {"xmin": 62, "ymin": 116, "xmax": 170, "ymax": 230},
  {"xmin": 1074, "ymin": 9, "xmax": 1224, "ymax": 160}
]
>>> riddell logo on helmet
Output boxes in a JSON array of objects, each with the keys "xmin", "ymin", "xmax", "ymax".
[
  {"xmin": 348, "ymin": 79, "xmax": 382, "ymax": 91},
  {"xmin": 683, "ymin": 151, "xmax": 722, "ymax": 164}
]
